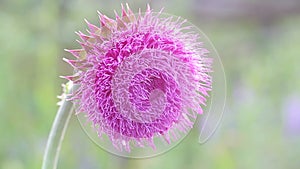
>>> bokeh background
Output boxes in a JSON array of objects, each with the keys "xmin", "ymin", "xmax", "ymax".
[{"xmin": 1, "ymin": 0, "xmax": 300, "ymax": 168}]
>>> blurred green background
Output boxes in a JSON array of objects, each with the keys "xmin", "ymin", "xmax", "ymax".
[{"xmin": 1, "ymin": 0, "xmax": 300, "ymax": 168}]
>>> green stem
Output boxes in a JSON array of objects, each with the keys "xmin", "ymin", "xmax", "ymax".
[{"xmin": 42, "ymin": 82, "xmax": 76, "ymax": 169}]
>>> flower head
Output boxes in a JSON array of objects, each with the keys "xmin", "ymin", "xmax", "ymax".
[{"xmin": 63, "ymin": 4, "xmax": 212, "ymax": 152}]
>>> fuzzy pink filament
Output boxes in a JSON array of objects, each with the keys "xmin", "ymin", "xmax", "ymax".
[{"xmin": 63, "ymin": 4, "xmax": 212, "ymax": 152}]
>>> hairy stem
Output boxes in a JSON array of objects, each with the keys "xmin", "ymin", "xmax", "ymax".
[{"xmin": 42, "ymin": 82, "xmax": 76, "ymax": 169}]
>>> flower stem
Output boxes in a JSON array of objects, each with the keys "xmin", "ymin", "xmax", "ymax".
[{"xmin": 42, "ymin": 82, "xmax": 76, "ymax": 169}]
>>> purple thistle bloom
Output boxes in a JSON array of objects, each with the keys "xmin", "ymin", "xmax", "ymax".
[{"xmin": 63, "ymin": 4, "xmax": 212, "ymax": 151}]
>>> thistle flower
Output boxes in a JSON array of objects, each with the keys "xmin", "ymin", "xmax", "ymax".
[{"xmin": 63, "ymin": 4, "xmax": 212, "ymax": 152}]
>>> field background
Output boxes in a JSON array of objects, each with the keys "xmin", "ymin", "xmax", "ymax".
[{"xmin": 1, "ymin": 0, "xmax": 300, "ymax": 168}]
